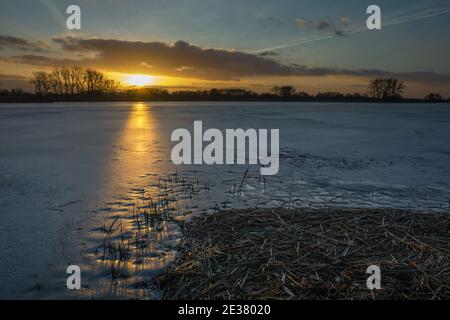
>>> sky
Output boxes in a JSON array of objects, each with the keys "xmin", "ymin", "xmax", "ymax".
[{"xmin": 0, "ymin": 0, "xmax": 450, "ymax": 97}]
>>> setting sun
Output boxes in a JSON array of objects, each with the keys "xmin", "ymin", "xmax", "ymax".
[{"xmin": 126, "ymin": 74, "xmax": 154, "ymax": 87}]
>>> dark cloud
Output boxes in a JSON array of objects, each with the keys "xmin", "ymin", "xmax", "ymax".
[
  {"xmin": 0, "ymin": 73, "xmax": 29, "ymax": 80},
  {"xmin": 334, "ymin": 17, "xmax": 351, "ymax": 36},
  {"xmin": 334, "ymin": 29, "xmax": 347, "ymax": 37},
  {"xmin": 296, "ymin": 19, "xmax": 332, "ymax": 31},
  {"xmin": 297, "ymin": 17, "xmax": 350, "ymax": 33},
  {"xmin": 0, "ymin": 73, "xmax": 32, "ymax": 90},
  {"xmin": 315, "ymin": 21, "xmax": 331, "ymax": 30},
  {"xmin": 258, "ymin": 51, "xmax": 279, "ymax": 57},
  {"xmin": 49, "ymin": 37, "xmax": 297, "ymax": 80},
  {"xmin": 0, "ymin": 54, "xmax": 80, "ymax": 67},
  {"xmin": 0, "ymin": 35, "xmax": 49, "ymax": 52},
  {"xmin": 1, "ymin": 36, "xmax": 450, "ymax": 86}
]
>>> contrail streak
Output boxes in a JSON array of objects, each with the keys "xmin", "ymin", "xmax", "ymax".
[
  {"xmin": 249, "ymin": 6, "xmax": 450, "ymax": 54},
  {"xmin": 40, "ymin": 0, "xmax": 66, "ymax": 29}
]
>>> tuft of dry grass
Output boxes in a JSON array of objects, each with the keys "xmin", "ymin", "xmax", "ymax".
[{"xmin": 156, "ymin": 208, "xmax": 450, "ymax": 300}]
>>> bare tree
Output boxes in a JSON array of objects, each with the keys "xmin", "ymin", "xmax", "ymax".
[
  {"xmin": 50, "ymin": 68, "xmax": 64, "ymax": 95},
  {"xmin": 71, "ymin": 67, "xmax": 86, "ymax": 94},
  {"xmin": 104, "ymin": 79, "xmax": 120, "ymax": 94},
  {"xmin": 30, "ymin": 71, "xmax": 52, "ymax": 96},
  {"xmin": 84, "ymin": 68, "xmax": 106, "ymax": 95},
  {"xmin": 368, "ymin": 78, "xmax": 405, "ymax": 100},
  {"xmin": 61, "ymin": 67, "xmax": 80, "ymax": 95},
  {"xmin": 272, "ymin": 86, "xmax": 296, "ymax": 98},
  {"xmin": 30, "ymin": 67, "xmax": 121, "ymax": 97},
  {"xmin": 425, "ymin": 93, "xmax": 442, "ymax": 102}
]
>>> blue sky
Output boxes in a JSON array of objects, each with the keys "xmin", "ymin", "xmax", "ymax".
[{"xmin": 1, "ymin": 0, "xmax": 450, "ymax": 96}]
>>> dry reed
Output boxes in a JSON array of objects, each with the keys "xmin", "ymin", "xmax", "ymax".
[{"xmin": 156, "ymin": 208, "xmax": 450, "ymax": 300}]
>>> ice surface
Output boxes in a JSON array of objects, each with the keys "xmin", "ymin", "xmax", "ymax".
[{"xmin": 0, "ymin": 101, "xmax": 449, "ymax": 298}]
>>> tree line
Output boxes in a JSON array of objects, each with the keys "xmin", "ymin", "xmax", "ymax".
[
  {"xmin": 118, "ymin": 80, "xmax": 445, "ymax": 102},
  {"xmin": 30, "ymin": 67, "xmax": 120, "ymax": 97},
  {"xmin": 0, "ymin": 68, "xmax": 447, "ymax": 102}
]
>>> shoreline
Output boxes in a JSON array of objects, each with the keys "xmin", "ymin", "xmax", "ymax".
[{"xmin": 1, "ymin": 98, "xmax": 449, "ymax": 104}]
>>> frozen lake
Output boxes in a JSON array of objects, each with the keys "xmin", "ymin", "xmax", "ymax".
[{"xmin": 0, "ymin": 101, "xmax": 449, "ymax": 299}]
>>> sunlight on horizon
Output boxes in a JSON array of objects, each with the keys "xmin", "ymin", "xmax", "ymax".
[{"xmin": 125, "ymin": 74, "xmax": 155, "ymax": 87}]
